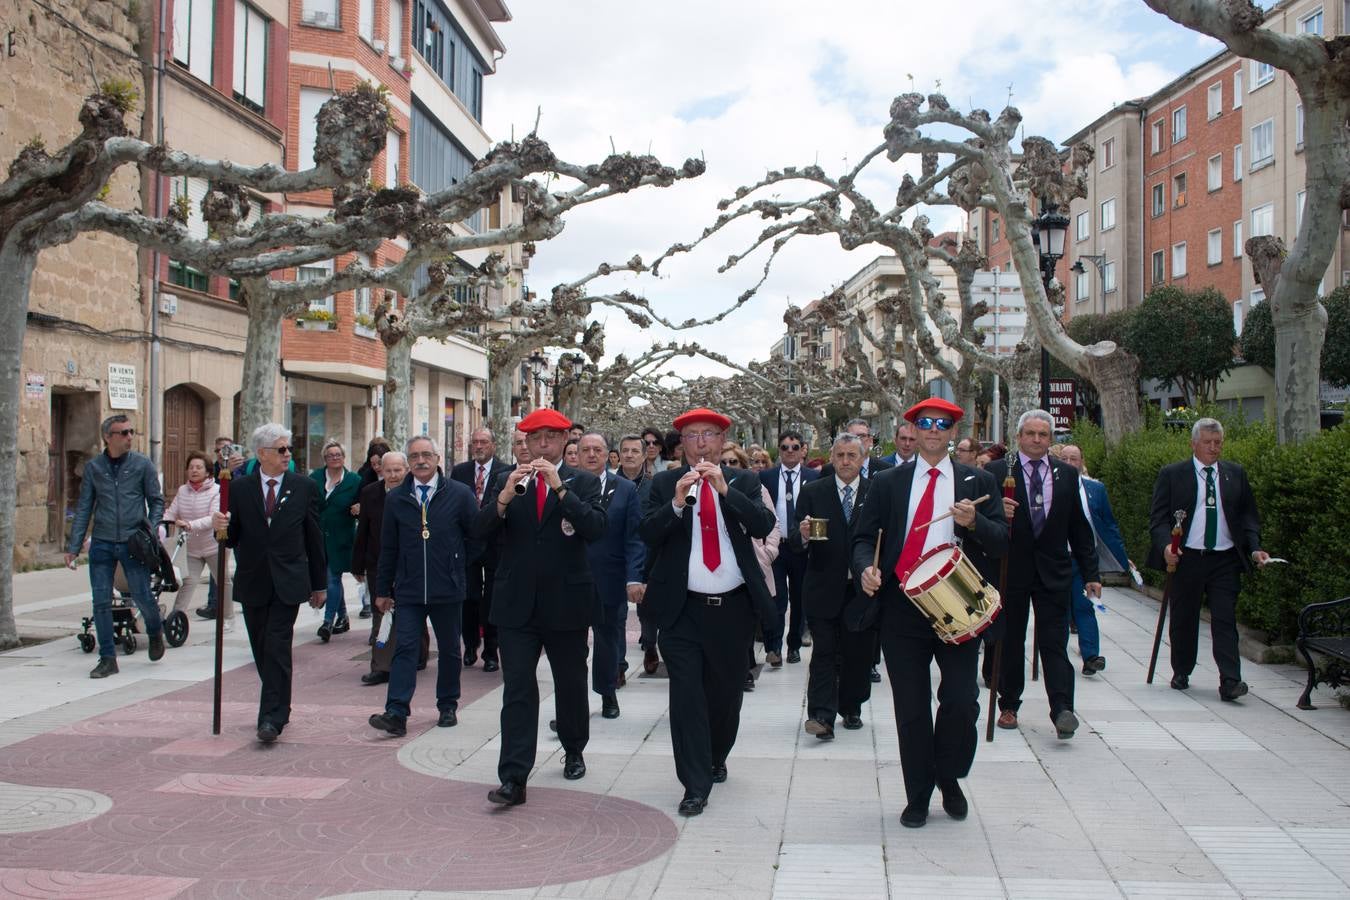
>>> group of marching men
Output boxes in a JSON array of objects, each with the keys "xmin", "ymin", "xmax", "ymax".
[{"xmin": 200, "ymin": 398, "xmax": 1268, "ymax": 824}]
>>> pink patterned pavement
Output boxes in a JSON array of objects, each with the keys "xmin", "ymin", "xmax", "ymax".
[{"xmin": 0, "ymin": 624, "xmax": 678, "ymax": 898}]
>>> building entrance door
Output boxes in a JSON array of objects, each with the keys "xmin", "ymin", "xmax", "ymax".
[{"xmin": 163, "ymin": 385, "xmax": 205, "ymax": 497}]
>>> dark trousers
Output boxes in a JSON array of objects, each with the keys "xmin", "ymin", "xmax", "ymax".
[
  {"xmin": 637, "ymin": 597, "xmax": 659, "ymax": 651},
  {"xmin": 497, "ymin": 624, "xmax": 589, "ymax": 784},
  {"xmin": 241, "ymin": 596, "xmax": 300, "ymax": 730},
  {"xmin": 770, "ymin": 551, "xmax": 808, "ymax": 653},
  {"xmin": 1169, "ymin": 549, "xmax": 1243, "ymax": 684},
  {"xmin": 805, "ymin": 610, "xmax": 874, "ymax": 723},
  {"xmin": 880, "ymin": 608, "xmax": 981, "ymax": 806},
  {"xmin": 659, "ymin": 588, "xmax": 755, "ymax": 800},
  {"xmin": 463, "ymin": 559, "xmax": 499, "ymax": 660},
  {"xmin": 385, "ymin": 602, "xmax": 462, "ymax": 718},
  {"xmin": 592, "ymin": 595, "xmax": 628, "ymax": 695},
  {"xmin": 997, "ymin": 578, "xmax": 1074, "ymax": 718},
  {"xmin": 369, "ymin": 604, "xmax": 430, "ymax": 673}
]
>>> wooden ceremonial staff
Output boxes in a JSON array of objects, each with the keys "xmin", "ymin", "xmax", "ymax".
[
  {"xmin": 986, "ymin": 474, "xmax": 1015, "ymax": 742},
  {"xmin": 212, "ymin": 468, "xmax": 231, "ymax": 735},
  {"xmin": 1146, "ymin": 510, "xmax": 1187, "ymax": 684}
]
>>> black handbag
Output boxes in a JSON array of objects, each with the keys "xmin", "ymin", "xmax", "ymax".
[{"xmin": 126, "ymin": 521, "xmax": 159, "ymax": 568}]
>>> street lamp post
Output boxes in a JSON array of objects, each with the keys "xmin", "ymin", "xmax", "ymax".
[{"xmin": 1032, "ymin": 201, "xmax": 1069, "ymax": 419}]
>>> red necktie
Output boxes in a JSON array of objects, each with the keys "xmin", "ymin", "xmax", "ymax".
[
  {"xmin": 474, "ymin": 465, "xmax": 485, "ymax": 503},
  {"xmin": 895, "ymin": 468, "xmax": 940, "ymax": 583},
  {"xmin": 698, "ymin": 479, "xmax": 720, "ymax": 571},
  {"xmin": 535, "ymin": 473, "xmax": 547, "ymax": 521},
  {"xmin": 265, "ymin": 479, "xmax": 277, "ymax": 518}
]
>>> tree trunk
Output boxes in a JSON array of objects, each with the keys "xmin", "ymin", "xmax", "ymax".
[
  {"xmin": 383, "ymin": 336, "xmax": 413, "ymax": 451},
  {"xmin": 0, "ymin": 240, "xmax": 37, "ymax": 649},
  {"xmin": 486, "ymin": 356, "xmax": 518, "ymax": 442},
  {"xmin": 1006, "ymin": 373, "xmax": 1041, "ymax": 447},
  {"xmin": 1084, "ymin": 350, "xmax": 1143, "ymax": 446},
  {"xmin": 237, "ymin": 283, "xmax": 287, "ymax": 444},
  {"xmin": 1273, "ymin": 301, "xmax": 1326, "ymax": 441}
]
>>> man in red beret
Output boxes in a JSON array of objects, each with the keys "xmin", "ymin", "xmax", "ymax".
[
  {"xmin": 640, "ymin": 408, "xmax": 777, "ymax": 817},
  {"xmin": 852, "ymin": 397, "xmax": 1008, "ymax": 829},
  {"xmin": 474, "ymin": 407, "xmax": 606, "ymax": 807}
]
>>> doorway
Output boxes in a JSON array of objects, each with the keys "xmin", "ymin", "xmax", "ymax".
[{"xmin": 163, "ymin": 385, "xmax": 205, "ymax": 497}]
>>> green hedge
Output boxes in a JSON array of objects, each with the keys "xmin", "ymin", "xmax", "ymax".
[{"xmin": 1070, "ymin": 416, "xmax": 1350, "ymax": 642}]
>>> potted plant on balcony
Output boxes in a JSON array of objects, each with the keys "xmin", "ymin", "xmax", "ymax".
[
  {"xmin": 354, "ymin": 311, "xmax": 377, "ymax": 338},
  {"xmin": 296, "ymin": 307, "xmax": 338, "ymax": 331}
]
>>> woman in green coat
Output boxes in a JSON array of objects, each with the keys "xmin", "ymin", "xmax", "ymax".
[{"xmin": 312, "ymin": 439, "xmax": 363, "ymax": 641}]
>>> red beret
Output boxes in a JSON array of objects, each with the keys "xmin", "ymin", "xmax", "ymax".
[
  {"xmin": 673, "ymin": 407, "xmax": 732, "ymax": 432},
  {"xmin": 517, "ymin": 409, "xmax": 573, "ymax": 434},
  {"xmin": 903, "ymin": 397, "xmax": 964, "ymax": 424}
]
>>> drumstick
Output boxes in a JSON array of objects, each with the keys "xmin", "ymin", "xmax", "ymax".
[
  {"xmin": 871, "ymin": 529, "xmax": 883, "ymax": 569},
  {"xmin": 913, "ymin": 494, "xmax": 991, "ymax": 531}
]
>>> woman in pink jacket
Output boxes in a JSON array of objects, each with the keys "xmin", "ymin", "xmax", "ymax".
[{"xmin": 162, "ymin": 452, "xmax": 232, "ymax": 626}]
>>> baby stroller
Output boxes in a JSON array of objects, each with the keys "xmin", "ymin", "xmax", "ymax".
[{"xmin": 76, "ymin": 522, "xmax": 189, "ymax": 654}]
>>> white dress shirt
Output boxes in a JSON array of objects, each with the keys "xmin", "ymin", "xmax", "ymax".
[
  {"xmin": 261, "ymin": 474, "xmax": 282, "ymax": 516},
  {"xmin": 1185, "ymin": 457, "xmax": 1233, "ymax": 550},
  {"xmin": 905, "ymin": 455, "xmax": 956, "ymax": 555},
  {"xmin": 411, "ymin": 472, "xmax": 439, "ymax": 503},
  {"xmin": 1018, "ymin": 451, "xmax": 1053, "ymax": 520},
  {"xmin": 686, "ymin": 483, "xmax": 745, "ymax": 593},
  {"xmin": 775, "ymin": 464, "xmax": 804, "ymax": 534},
  {"xmin": 834, "ymin": 475, "xmax": 861, "ymax": 517}
]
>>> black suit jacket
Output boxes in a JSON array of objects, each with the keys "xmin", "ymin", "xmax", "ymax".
[
  {"xmin": 226, "ymin": 470, "xmax": 327, "ymax": 606},
  {"xmin": 850, "ymin": 460, "xmax": 1008, "ymax": 635},
  {"xmin": 473, "ymin": 463, "xmax": 606, "ymax": 630},
  {"xmin": 790, "ymin": 475, "xmax": 870, "ymax": 619},
  {"xmin": 1148, "ymin": 458, "xmax": 1262, "ymax": 573},
  {"xmin": 350, "ymin": 480, "xmax": 388, "ymax": 580},
  {"xmin": 452, "ymin": 457, "xmax": 504, "ymax": 565},
  {"xmin": 985, "ymin": 455, "xmax": 1098, "ymax": 592},
  {"xmin": 640, "ymin": 465, "xmax": 777, "ymax": 629},
  {"xmin": 818, "ymin": 456, "xmax": 894, "ymax": 481}
]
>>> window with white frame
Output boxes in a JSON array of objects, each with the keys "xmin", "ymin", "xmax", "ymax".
[
  {"xmin": 1173, "ymin": 106, "xmax": 1188, "ymax": 143},
  {"xmin": 301, "ymin": 0, "xmax": 338, "ymax": 27},
  {"xmin": 1251, "ymin": 202, "xmax": 1274, "ymax": 237},
  {"xmin": 299, "ymin": 258, "xmax": 335, "ymax": 313},
  {"xmin": 1300, "ymin": 7, "xmax": 1324, "ymax": 35},
  {"xmin": 1103, "ymin": 260, "xmax": 1117, "ymax": 293},
  {"xmin": 1233, "ymin": 220, "xmax": 1243, "ymax": 257},
  {"xmin": 1151, "ymin": 119, "xmax": 1164, "ymax": 154},
  {"xmin": 168, "ymin": 176, "xmax": 210, "ymax": 291},
  {"xmin": 173, "ymin": 0, "xmax": 214, "ymax": 83},
  {"xmin": 389, "ymin": 0, "xmax": 403, "ymax": 53},
  {"xmin": 1075, "ymin": 210, "xmax": 1090, "ymax": 242},
  {"xmin": 298, "ymin": 88, "xmax": 333, "ymax": 170},
  {"xmin": 359, "ymin": 0, "xmax": 373, "ymax": 41},
  {"xmin": 1101, "ymin": 137, "xmax": 1115, "ymax": 170},
  {"xmin": 232, "ymin": 1, "xmax": 267, "ymax": 114},
  {"xmin": 1233, "ymin": 143, "xmax": 1243, "ymax": 181},
  {"xmin": 1252, "ymin": 59, "xmax": 1275, "ymax": 88},
  {"xmin": 1075, "ymin": 269, "xmax": 1089, "ymax": 303},
  {"xmin": 1296, "ymin": 104, "xmax": 1305, "ymax": 149},
  {"xmin": 1208, "ymin": 228, "xmax": 1222, "ymax": 265},
  {"xmin": 1100, "ymin": 197, "xmax": 1116, "ymax": 231},
  {"xmin": 1250, "ymin": 119, "xmax": 1275, "ymax": 168},
  {"xmin": 1208, "ymin": 154, "xmax": 1222, "ymax": 192},
  {"xmin": 1207, "ymin": 82, "xmax": 1222, "ymax": 119},
  {"xmin": 1152, "ymin": 183, "xmax": 1165, "ymax": 217},
  {"xmin": 1233, "ymin": 299, "xmax": 1244, "ymax": 335},
  {"xmin": 1233, "ymin": 69, "xmax": 1243, "ymax": 107},
  {"xmin": 385, "ymin": 129, "xmax": 400, "ymax": 186},
  {"xmin": 1251, "ymin": 287, "xmax": 1265, "ymax": 306},
  {"xmin": 1297, "ymin": 190, "xmax": 1307, "ymax": 231},
  {"xmin": 355, "ymin": 253, "xmax": 373, "ymax": 319},
  {"xmin": 1173, "ymin": 172, "xmax": 1187, "ymax": 206},
  {"xmin": 1173, "ymin": 242, "xmax": 1187, "ymax": 278},
  {"xmin": 1151, "ymin": 249, "xmax": 1165, "ymax": 284}
]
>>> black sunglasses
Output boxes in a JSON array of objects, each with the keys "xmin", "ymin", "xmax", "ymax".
[
  {"xmin": 914, "ymin": 417, "xmax": 954, "ymax": 432},
  {"xmin": 110, "ymin": 428, "xmax": 135, "ymax": 437},
  {"xmin": 779, "ymin": 443, "xmax": 801, "ymax": 451},
  {"xmin": 264, "ymin": 445, "xmax": 294, "ymax": 455}
]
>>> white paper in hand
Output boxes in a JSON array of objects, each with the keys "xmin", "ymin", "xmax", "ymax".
[{"xmin": 375, "ymin": 612, "xmax": 393, "ymax": 648}]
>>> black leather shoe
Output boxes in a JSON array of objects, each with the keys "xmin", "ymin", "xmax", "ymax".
[
  {"xmin": 358, "ymin": 607, "xmax": 372, "ymax": 619},
  {"xmin": 602, "ymin": 693, "xmax": 620, "ymax": 719},
  {"xmin": 678, "ymin": 795, "xmax": 707, "ymax": 816},
  {"xmin": 900, "ymin": 803, "xmax": 928, "ymax": 828},
  {"xmin": 743, "ymin": 675, "xmax": 755, "ymax": 692},
  {"xmin": 332, "ymin": 617, "xmax": 351, "ymax": 635},
  {"xmin": 463, "ymin": 648, "xmax": 478, "ymax": 667},
  {"xmin": 361, "ymin": 671, "xmax": 389, "ymax": 686},
  {"xmin": 368, "ymin": 712, "xmax": 407, "ymax": 737},
  {"xmin": 148, "ymin": 633, "xmax": 165, "ymax": 661},
  {"xmin": 841, "ymin": 714, "xmax": 863, "ymax": 730},
  {"xmin": 195, "ymin": 606, "xmax": 217, "ymax": 620},
  {"xmin": 256, "ymin": 722, "xmax": 280, "ymax": 744},
  {"xmin": 1219, "ymin": 680, "xmax": 1249, "ymax": 702},
  {"xmin": 804, "ymin": 718, "xmax": 834, "ymax": 741},
  {"xmin": 1170, "ymin": 674, "xmax": 1190, "ymax": 691},
  {"xmin": 488, "ymin": 781, "xmax": 526, "ymax": 806},
  {"xmin": 938, "ymin": 780, "xmax": 968, "ymax": 820},
  {"xmin": 712, "ymin": 763, "xmax": 727, "ymax": 784},
  {"xmin": 786, "ymin": 649, "xmax": 801, "ymax": 664},
  {"xmin": 1082, "ymin": 655, "xmax": 1106, "ymax": 676},
  {"xmin": 766, "ymin": 651, "xmax": 783, "ymax": 668},
  {"xmin": 870, "ymin": 666, "xmax": 882, "ymax": 683},
  {"xmin": 1054, "ymin": 709, "xmax": 1079, "ymax": 740},
  {"xmin": 643, "ymin": 647, "xmax": 660, "ymax": 674},
  {"xmin": 317, "ymin": 622, "xmax": 332, "ymax": 643},
  {"xmin": 90, "ymin": 657, "xmax": 118, "ymax": 679},
  {"xmin": 438, "ymin": 709, "xmax": 458, "ymax": 727},
  {"xmin": 562, "ymin": 752, "xmax": 586, "ymax": 780},
  {"xmin": 483, "ymin": 657, "xmax": 499, "ymax": 673}
]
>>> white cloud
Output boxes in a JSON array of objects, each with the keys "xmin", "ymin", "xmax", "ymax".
[{"xmin": 483, "ymin": 0, "xmax": 1203, "ymax": 378}]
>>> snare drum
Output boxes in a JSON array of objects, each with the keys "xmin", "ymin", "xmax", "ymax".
[{"xmin": 900, "ymin": 542, "xmax": 1001, "ymax": 644}]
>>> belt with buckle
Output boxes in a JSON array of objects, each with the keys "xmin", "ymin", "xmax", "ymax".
[
  {"xmin": 1188, "ymin": 547, "xmax": 1236, "ymax": 557},
  {"xmin": 688, "ymin": 587, "xmax": 747, "ymax": 606}
]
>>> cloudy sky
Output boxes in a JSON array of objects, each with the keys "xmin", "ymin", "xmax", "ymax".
[{"xmin": 481, "ymin": 0, "xmax": 1222, "ymax": 380}]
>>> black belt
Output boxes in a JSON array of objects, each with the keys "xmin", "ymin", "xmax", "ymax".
[
  {"xmin": 687, "ymin": 586, "xmax": 747, "ymax": 606},
  {"xmin": 1186, "ymin": 547, "xmax": 1237, "ymax": 557}
]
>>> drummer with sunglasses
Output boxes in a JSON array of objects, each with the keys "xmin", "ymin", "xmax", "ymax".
[{"xmin": 852, "ymin": 398, "xmax": 1007, "ymax": 829}]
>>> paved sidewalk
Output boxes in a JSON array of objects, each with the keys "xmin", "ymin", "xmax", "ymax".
[{"xmin": 1, "ymin": 571, "xmax": 1348, "ymax": 898}]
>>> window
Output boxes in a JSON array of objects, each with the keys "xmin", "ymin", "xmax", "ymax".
[
  {"xmin": 301, "ymin": 0, "xmax": 338, "ymax": 27},
  {"xmin": 355, "ymin": 253, "xmax": 373, "ymax": 319},
  {"xmin": 1296, "ymin": 104, "xmax": 1305, "ymax": 149},
  {"xmin": 1152, "ymin": 183, "xmax": 1165, "ymax": 217},
  {"xmin": 1208, "ymin": 154, "xmax": 1222, "ymax": 192},
  {"xmin": 1173, "ymin": 106, "xmax": 1187, "ymax": 143},
  {"xmin": 410, "ymin": 101, "xmax": 482, "ymax": 230},
  {"xmin": 1152, "ymin": 249, "xmax": 1165, "ymax": 284},
  {"xmin": 1208, "ymin": 228, "xmax": 1222, "ymax": 265},
  {"xmin": 297, "ymin": 88, "xmax": 333, "ymax": 170},
  {"xmin": 385, "ymin": 129, "xmax": 400, "ymax": 186},
  {"xmin": 172, "ymin": 0, "xmax": 214, "ymax": 83},
  {"xmin": 1233, "ymin": 69, "xmax": 1243, "ymax": 108},
  {"xmin": 991, "ymin": 218, "xmax": 1001, "ymax": 244},
  {"xmin": 169, "ymin": 177, "xmax": 209, "ymax": 291},
  {"xmin": 1207, "ymin": 82, "xmax": 1223, "ymax": 119},
  {"xmin": 299, "ymin": 258, "xmax": 335, "ymax": 313},
  {"xmin": 1100, "ymin": 197, "xmax": 1116, "ymax": 231},
  {"xmin": 389, "ymin": 0, "xmax": 403, "ymax": 54},
  {"xmin": 1233, "ymin": 220, "xmax": 1243, "ymax": 257},
  {"xmin": 1103, "ymin": 260, "xmax": 1117, "ymax": 293},
  {"xmin": 1075, "ymin": 269, "xmax": 1089, "ymax": 303},
  {"xmin": 1173, "ymin": 242, "xmax": 1187, "ymax": 278},
  {"xmin": 1251, "ymin": 288, "xmax": 1265, "ymax": 306},
  {"xmin": 1233, "ymin": 299, "xmax": 1244, "ymax": 335},
  {"xmin": 1297, "ymin": 190, "xmax": 1307, "ymax": 231},
  {"xmin": 232, "ymin": 1, "xmax": 267, "ymax": 115},
  {"xmin": 1101, "ymin": 137, "xmax": 1116, "ymax": 170},
  {"xmin": 1233, "ymin": 144, "xmax": 1243, "ymax": 181},
  {"xmin": 1151, "ymin": 119, "xmax": 1164, "ymax": 154},
  {"xmin": 1300, "ymin": 7, "xmax": 1324, "ymax": 35},
  {"xmin": 412, "ymin": 0, "xmax": 487, "ymax": 119},
  {"xmin": 1251, "ymin": 202, "xmax": 1274, "ymax": 237},
  {"xmin": 359, "ymin": 0, "xmax": 373, "ymax": 41},
  {"xmin": 1251, "ymin": 119, "xmax": 1275, "ymax": 168},
  {"xmin": 1173, "ymin": 172, "xmax": 1187, "ymax": 207},
  {"xmin": 1075, "ymin": 210, "xmax": 1090, "ymax": 242},
  {"xmin": 1252, "ymin": 59, "xmax": 1275, "ymax": 88}
]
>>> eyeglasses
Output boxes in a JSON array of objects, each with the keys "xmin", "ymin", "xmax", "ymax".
[
  {"xmin": 682, "ymin": 431, "xmax": 722, "ymax": 441},
  {"xmin": 779, "ymin": 443, "xmax": 801, "ymax": 451},
  {"xmin": 263, "ymin": 445, "xmax": 293, "ymax": 455},
  {"xmin": 110, "ymin": 428, "xmax": 135, "ymax": 437},
  {"xmin": 407, "ymin": 452, "xmax": 436, "ymax": 461},
  {"xmin": 914, "ymin": 417, "xmax": 955, "ymax": 432}
]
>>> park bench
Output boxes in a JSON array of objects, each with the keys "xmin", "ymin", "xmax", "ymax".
[{"xmin": 1296, "ymin": 595, "xmax": 1350, "ymax": 710}]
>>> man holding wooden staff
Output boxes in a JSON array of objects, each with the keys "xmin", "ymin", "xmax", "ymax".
[{"xmin": 853, "ymin": 398, "xmax": 1006, "ymax": 829}]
